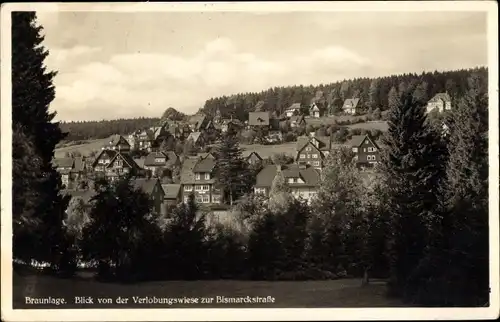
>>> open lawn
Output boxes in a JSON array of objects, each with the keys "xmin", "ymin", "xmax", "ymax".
[
  {"xmin": 347, "ymin": 121, "xmax": 389, "ymax": 132},
  {"xmin": 240, "ymin": 142, "xmax": 296, "ymax": 159},
  {"xmin": 54, "ymin": 138, "xmax": 111, "ymax": 158},
  {"xmin": 13, "ymin": 271, "xmax": 405, "ymax": 309}
]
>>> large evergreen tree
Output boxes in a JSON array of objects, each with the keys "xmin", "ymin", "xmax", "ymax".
[
  {"xmin": 423, "ymin": 74, "xmax": 489, "ymax": 306},
  {"xmin": 379, "ymin": 91, "xmax": 446, "ymax": 301},
  {"xmin": 213, "ymin": 131, "xmax": 252, "ymax": 205},
  {"xmin": 80, "ymin": 176, "xmax": 160, "ymax": 280},
  {"xmin": 12, "ymin": 12, "xmax": 70, "ymax": 268}
]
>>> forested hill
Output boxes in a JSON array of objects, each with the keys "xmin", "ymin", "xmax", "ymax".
[
  {"xmin": 59, "ymin": 117, "xmax": 161, "ymax": 142},
  {"xmin": 58, "ymin": 108, "xmax": 187, "ymax": 142},
  {"xmin": 201, "ymin": 67, "xmax": 488, "ymax": 120}
]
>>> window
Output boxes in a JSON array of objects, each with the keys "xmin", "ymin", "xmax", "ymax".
[
  {"xmin": 202, "ymin": 185, "xmax": 210, "ymax": 191},
  {"xmin": 184, "ymin": 185, "xmax": 192, "ymax": 191},
  {"xmin": 352, "ymin": 147, "xmax": 358, "ymax": 153},
  {"xmin": 367, "ymin": 155, "xmax": 376, "ymax": 161},
  {"xmin": 195, "ymin": 173, "xmax": 201, "ymax": 180},
  {"xmin": 205, "ymin": 173, "xmax": 210, "ymax": 180},
  {"xmin": 313, "ymin": 161, "xmax": 320, "ymax": 166},
  {"xmin": 255, "ymin": 188, "xmax": 266, "ymax": 195},
  {"xmin": 312, "ymin": 154, "xmax": 318, "ymax": 159},
  {"xmin": 300, "ymin": 154, "xmax": 306, "ymax": 159},
  {"xmin": 115, "ymin": 160, "xmax": 123, "ymax": 167},
  {"xmin": 288, "ymin": 178, "xmax": 294, "ymax": 184},
  {"xmin": 202, "ymin": 195, "xmax": 210, "ymax": 203},
  {"xmin": 195, "ymin": 185, "xmax": 202, "ymax": 191},
  {"xmin": 306, "ymin": 147, "xmax": 312, "ymax": 152},
  {"xmin": 363, "ymin": 148, "xmax": 367, "ymax": 152},
  {"xmin": 368, "ymin": 147, "xmax": 377, "ymax": 152},
  {"xmin": 155, "ymin": 158, "xmax": 165, "ymax": 163}
]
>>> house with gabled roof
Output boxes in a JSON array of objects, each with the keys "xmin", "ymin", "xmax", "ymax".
[
  {"xmin": 244, "ymin": 151, "xmax": 263, "ymax": 166},
  {"xmin": 188, "ymin": 113, "xmax": 212, "ymax": 132},
  {"xmin": 143, "ymin": 151, "xmax": 180, "ymax": 173},
  {"xmin": 105, "ymin": 151, "xmax": 141, "ymax": 181},
  {"xmin": 92, "ymin": 149, "xmax": 118, "ymax": 174},
  {"xmin": 186, "ymin": 131, "xmax": 205, "ymax": 147},
  {"xmin": 426, "ymin": 92, "xmax": 452, "ymax": 113},
  {"xmin": 104, "ymin": 134, "xmax": 131, "ymax": 153},
  {"xmin": 53, "ymin": 157, "xmax": 75, "ymax": 187},
  {"xmin": 221, "ymin": 118, "xmax": 243, "ymax": 134},
  {"xmin": 343, "ymin": 134, "xmax": 382, "ymax": 167},
  {"xmin": 295, "ymin": 133, "xmax": 332, "ymax": 169},
  {"xmin": 132, "ymin": 178, "xmax": 165, "ymax": 215},
  {"xmin": 285, "ymin": 103, "xmax": 301, "ymax": 117},
  {"xmin": 180, "ymin": 155, "xmax": 222, "ymax": 205},
  {"xmin": 342, "ymin": 98, "xmax": 360, "ymax": 115},
  {"xmin": 161, "ymin": 183, "xmax": 182, "ymax": 207},
  {"xmin": 254, "ymin": 164, "xmax": 321, "ymax": 204}
]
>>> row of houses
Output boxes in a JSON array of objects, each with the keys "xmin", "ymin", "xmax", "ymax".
[
  {"xmin": 283, "ymin": 92, "xmax": 452, "ymax": 118},
  {"xmin": 59, "ymin": 131, "xmax": 382, "ymax": 220}
]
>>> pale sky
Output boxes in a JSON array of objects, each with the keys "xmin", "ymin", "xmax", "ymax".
[{"xmin": 36, "ymin": 10, "xmax": 487, "ymax": 121}]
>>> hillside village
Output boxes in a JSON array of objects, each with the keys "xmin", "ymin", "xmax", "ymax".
[{"xmin": 54, "ymin": 92, "xmax": 452, "ymax": 220}]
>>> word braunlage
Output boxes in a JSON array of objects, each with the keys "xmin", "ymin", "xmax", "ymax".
[{"xmin": 25, "ymin": 296, "xmax": 277, "ymax": 306}]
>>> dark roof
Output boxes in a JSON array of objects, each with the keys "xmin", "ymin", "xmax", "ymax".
[
  {"xmin": 429, "ymin": 92, "xmax": 451, "ymax": 103},
  {"xmin": 161, "ymin": 184, "xmax": 181, "ymax": 200},
  {"xmin": 286, "ymin": 103, "xmax": 301, "ymax": 111},
  {"xmin": 187, "ymin": 131, "xmax": 202, "ymax": 143},
  {"xmin": 248, "ymin": 111, "xmax": 270, "ymax": 126},
  {"xmin": 144, "ymin": 152, "xmax": 168, "ymax": 167},
  {"xmin": 188, "ymin": 114, "xmax": 207, "ymax": 131},
  {"xmin": 255, "ymin": 164, "xmax": 321, "ymax": 188},
  {"xmin": 343, "ymin": 98, "xmax": 360, "ymax": 109},
  {"xmin": 180, "ymin": 158, "xmax": 198, "ymax": 184},
  {"xmin": 246, "ymin": 151, "xmax": 263, "ymax": 161},
  {"xmin": 53, "ymin": 157, "xmax": 74, "ymax": 168},
  {"xmin": 192, "ymin": 156, "xmax": 215, "ymax": 173},
  {"xmin": 314, "ymin": 136, "xmax": 331, "ymax": 151},
  {"xmin": 345, "ymin": 135, "xmax": 367, "ymax": 147},
  {"xmin": 107, "ymin": 134, "xmax": 129, "ymax": 147},
  {"xmin": 71, "ymin": 157, "xmax": 85, "ymax": 173},
  {"xmin": 296, "ymin": 136, "xmax": 312, "ymax": 152},
  {"xmin": 133, "ymin": 158, "xmax": 146, "ymax": 169},
  {"xmin": 108, "ymin": 152, "xmax": 140, "ymax": 170},
  {"xmin": 92, "ymin": 149, "xmax": 118, "ymax": 168},
  {"xmin": 132, "ymin": 178, "xmax": 161, "ymax": 195}
]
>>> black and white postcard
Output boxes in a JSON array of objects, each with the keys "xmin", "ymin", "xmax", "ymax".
[{"xmin": 1, "ymin": 1, "xmax": 499, "ymax": 321}]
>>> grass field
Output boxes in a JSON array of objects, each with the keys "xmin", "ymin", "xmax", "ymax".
[
  {"xmin": 54, "ymin": 138, "xmax": 110, "ymax": 158},
  {"xmin": 13, "ymin": 271, "xmax": 405, "ymax": 309},
  {"xmin": 347, "ymin": 121, "xmax": 389, "ymax": 132},
  {"xmin": 241, "ymin": 142, "xmax": 296, "ymax": 158}
]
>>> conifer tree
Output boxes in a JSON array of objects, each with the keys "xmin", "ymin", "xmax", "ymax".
[
  {"xmin": 81, "ymin": 176, "xmax": 159, "ymax": 280},
  {"xmin": 379, "ymin": 91, "xmax": 446, "ymax": 300},
  {"xmin": 213, "ymin": 131, "xmax": 252, "ymax": 205},
  {"xmin": 387, "ymin": 86, "xmax": 399, "ymax": 111},
  {"xmin": 426, "ymin": 74, "xmax": 489, "ymax": 306},
  {"xmin": 12, "ymin": 12, "xmax": 69, "ymax": 268}
]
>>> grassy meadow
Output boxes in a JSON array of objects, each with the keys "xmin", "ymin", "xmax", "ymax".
[{"xmin": 14, "ymin": 270, "xmax": 404, "ymax": 309}]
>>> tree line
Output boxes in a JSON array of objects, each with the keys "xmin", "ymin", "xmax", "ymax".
[
  {"xmin": 58, "ymin": 107, "xmax": 187, "ymax": 142},
  {"xmin": 12, "ymin": 12, "xmax": 489, "ymax": 307},
  {"xmin": 201, "ymin": 67, "xmax": 487, "ymax": 122}
]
